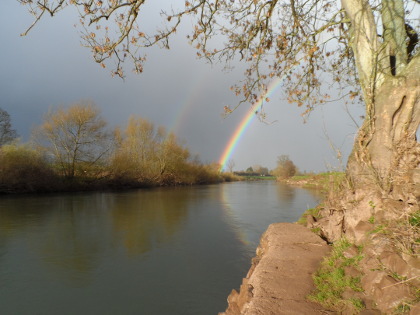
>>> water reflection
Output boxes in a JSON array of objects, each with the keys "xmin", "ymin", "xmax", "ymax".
[
  {"xmin": 0, "ymin": 182, "xmax": 321, "ymax": 315},
  {"xmin": 0, "ymin": 190, "xmax": 193, "ymax": 285},
  {"xmin": 219, "ymin": 190, "xmax": 250, "ymax": 266},
  {"xmin": 35, "ymin": 197, "xmax": 107, "ymax": 286},
  {"xmin": 0, "ymin": 194, "xmax": 109, "ymax": 286},
  {"xmin": 219, "ymin": 181, "xmax": 322, "ymax": 250},
  {"xmin": 304, "ymin": 187, "xmax": 325, "ymax": 201},
  {"xmin": 275, "ymin": 182, "xmax": 296, "ymax": 201},
  {"xmin": 110, "ymin": 188, "xmax": 190, "ymax": 256}
]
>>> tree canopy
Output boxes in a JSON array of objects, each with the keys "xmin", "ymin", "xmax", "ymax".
[
  {"xmin": 273, "ymin": 155, "xmax": 297, "ymax": 178},
  {"xmin": 112, "ymin": 115, "xmax": 192, "ymax": 184},
  {"xmin": 33, "ymin": 102, "xmax": 112, "ymax": 179},
  {"xmin": 20, "ymin": 0, "xmax": 418, "ymax": 109}
]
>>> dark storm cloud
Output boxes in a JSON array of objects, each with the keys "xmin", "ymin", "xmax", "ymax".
[{"xmin": 0, "ymin": 1, "xmax": 363, "ymax": 172}]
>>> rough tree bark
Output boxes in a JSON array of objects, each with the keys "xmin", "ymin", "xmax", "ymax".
[
  {"xmin": 342, "ymin": 0, "xmax": 419, "ymax": 194},
  {"xmin": 347, "ymin": 55, "xmax": 420, "ymax": 193}
]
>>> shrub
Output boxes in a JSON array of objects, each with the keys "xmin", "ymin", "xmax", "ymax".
[
  {"xmin": 273, "ymin": 155, "xmax": 297, "ymax": 179},
  {"xmin": 0, "ymin": 144, "xmax": 59, "ymax": 193}
]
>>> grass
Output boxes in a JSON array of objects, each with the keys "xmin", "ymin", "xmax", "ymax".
[
  {"xmin": 369, "ymin": 224, "xmax": 389, "ymax": 235},
  {"xmin": 286, "ymin": 172, "xmax": 346, "ymax": 194},
  {"xmin": 394, "ymin": 302, "xmax": 412, "ymax": 314},
  {"xmin": 309, "ymin": 238, "xmax": 365, "ymax": 312},
  {"xmin": 297, "ymin": 206, "xmax": 322, "ymax": 226},
  {"xmin": 408, "ymin": 210, "xmax": 420, "ymax": 227},
  {"xmin": 368, "ymin": 210, "xmax": 419, "ymax": 255},
  {"xmin": 393, "ymin": 288, "xmax": 420, "ymax": 314}
]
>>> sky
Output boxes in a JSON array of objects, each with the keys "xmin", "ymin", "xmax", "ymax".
[{"xmin": 0, "ymin": 1, "xmax": 364, "ymax": 173}]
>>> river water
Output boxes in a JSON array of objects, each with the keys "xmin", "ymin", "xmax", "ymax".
[{"xmin": 0, "ymin": 181, "xmax": 321, "ymax": 315}]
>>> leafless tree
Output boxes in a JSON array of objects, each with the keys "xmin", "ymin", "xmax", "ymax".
[
  {"xmin": 33, "ymin": 101, "xmax": 113, "ymax": 179},
  {"xmin": 112, "ymin": 116, "xmax": 191, "ymax": 183},
  {"xmin": 226, "ymin": 159, "xmax": 235, "ymax": 173},
  {"xmin": 273, "ymin": 155, "xmax": 297, "ymax": 179},
  {"xmin": 0, "ymin": 108, "xmax": 18, "ymax": 146}
]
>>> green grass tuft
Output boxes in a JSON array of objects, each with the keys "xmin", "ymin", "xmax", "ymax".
[
  {"xmin": 309, "ymin": 239, "xmax": 365, "ymax": 312},
  {"xmin": 297, "ymin": 206, "xmax": 322, "ymax": 225},
  {"xmin": 408, "ymin": 210, "xmax": 420, "ymax": 227}
]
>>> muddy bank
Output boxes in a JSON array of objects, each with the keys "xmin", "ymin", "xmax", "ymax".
[{"xmin": 218, "ymin": 223, "xmax": 333, "ymax": 315}]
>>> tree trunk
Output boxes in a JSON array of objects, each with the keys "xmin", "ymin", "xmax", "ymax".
[{"xmin": 346, "ymin": 55, "xmax": 420, "ymax": 194}]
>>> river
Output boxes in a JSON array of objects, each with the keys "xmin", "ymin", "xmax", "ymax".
[{"xmin": 0, "ymin": 181, "xmax": 321, "ymax": 315}]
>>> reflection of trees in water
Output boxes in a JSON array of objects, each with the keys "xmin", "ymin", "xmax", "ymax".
[
  {"xmin": 0, "ymin": 196, "xmax": 53, "ymax": 261},
  {"xmin": 275, "ymin": 183, "xmax": 323, "ymax": 204},
  {"xmin": 34, "ymin": 196, "xmax": 109, "ymax": 286},
  {"xmin": 275, "ymin": 182, "xmax": 296, "ymax": 202},
  {"xmin": 0, "ymin": 198, "xmax": 36, "ymax": 284},
  {"xmin": 0, "ymin": 196, "xmax": 50, "ymax": 233},
  {"xmin": 0, "ymin": 188, "xmax": 192, "ymax": 285},
  {"xmin": 0, "ymin": 195, "xmax": 107, "ymax": 286},
  {"xmin": 111, "ymin": 188, "xmax": 191, "ymax": 256},
  {"xmin": 303, "ymin": 187, "xmax": 324, "ymax": 202},
  {"xmin": 0, "ymin": 238, "xmax": 7, "ymax": 267}
]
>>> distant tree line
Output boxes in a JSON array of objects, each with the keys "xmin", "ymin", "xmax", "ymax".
[
  {"xmin": 232, "ymin": 160, "xmax": 297, "ymax": 179},
  {"xmin": 0, "ymin": 103, "xmax": 234, "ymax": 193},
  {"xmin": 233, "ymin": 165, "xmax": 271, "ymax": 177}
]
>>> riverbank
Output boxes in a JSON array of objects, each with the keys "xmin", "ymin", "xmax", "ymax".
[
  {"xmin": 0, "ymin": 171, "xmax": 240, "ymax": 195},
  {"xmin": 280, "ymin": 172, "xmax": 345, "ymax": 193},
  {"xmin": 220, "ymin": 174, "xmax": 419, "ymax": 314},
  {"xmin": 219, "ymin": 223, "xmax": 333, "ymax": 315}
]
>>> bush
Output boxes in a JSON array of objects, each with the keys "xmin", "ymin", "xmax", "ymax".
[
  {"xmin": 273, "ymin": 155, "xmax": 297, "ymax": 179},
  {"xmin": 0, "ymin": 144, "xmax": 59, "ymax": 193}
]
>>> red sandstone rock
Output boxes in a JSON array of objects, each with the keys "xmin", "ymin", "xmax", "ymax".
[{"xmin": 219, "ymin": 223, "xmax": 334, "ymax": 315}]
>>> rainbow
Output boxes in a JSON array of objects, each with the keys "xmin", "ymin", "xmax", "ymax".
[
  {"xmin": 168, "ymin": 75, "xmax": 207, "ymax": 136},
  {"xmin": 218, "ymin": 77, "xmax": 285, "ymax": 172}
]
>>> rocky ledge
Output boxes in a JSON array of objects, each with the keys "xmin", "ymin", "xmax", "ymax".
[{"xmin": 219, "ymin": 223, "xmax": 333, "ymax": 315}]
